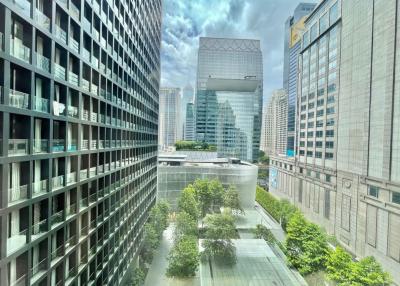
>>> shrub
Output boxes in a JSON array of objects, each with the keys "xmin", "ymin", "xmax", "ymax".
[{"xmin": 166, "ymin": 236, "xmax": 199, "ymax": 277}]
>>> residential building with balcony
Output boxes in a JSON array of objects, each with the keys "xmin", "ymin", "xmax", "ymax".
[
  {"xmin": 269, "ymin": 0, "xmax": 400, "ymax": 283},
  {"xmin": 0, "ymin": 0, "xmax": 161, "ymax": 285}
]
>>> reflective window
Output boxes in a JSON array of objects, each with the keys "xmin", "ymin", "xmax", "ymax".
[{"xmin": 330, "ymin": 2, "xmax": 339, "ymax": 24}]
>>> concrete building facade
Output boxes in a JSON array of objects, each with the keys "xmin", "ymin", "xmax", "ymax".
[
  {"xmin": 269, "ymin": 0, "xmax": 400, "ymax": 283},
  {"xmin": 195, "ymin": 37, "xmax": 263, "ymax": 162},
  {"xmin": 261, "ymin": 89, "xmax": 287, "ymax": 156},
  {"xmin": 158, "ymin": 87, "xmax": 180, "ymax": 150},
  {"xmin": 0, "ymin": 0, "xmax": 162, "ymax": 285}
]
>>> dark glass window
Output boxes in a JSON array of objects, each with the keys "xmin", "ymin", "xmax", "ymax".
[{"xmin": 368, "ymin": 186, "xmax": 379, "ymax": 198}]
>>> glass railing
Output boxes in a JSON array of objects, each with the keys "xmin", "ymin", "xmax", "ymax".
[
  {"xmin": 9, "ymin": 89, "xmax": 29, "ymax": 109},
  {"xmin": 93, "ymin": 29, "xmax": 99, "ymax": 41},
  {"xmin": 31, "ymin": 218, "xmax": 47, "ymax": 236},
  {"xmin": 54, "ymin": 63, "xmax": 66, "ymax": 80},
  {"xmin": 66, "ymin": 203, "xmax": 77, "ymax": 217},
  {"xmin": 67, "ymin": 105, "xmax": 78, "ymax": 118},
  {"xmin": 52, "ymin": 175, "xmax": 64, "ymax": 189},
  {"xmin": 33, "ymin": 95, "xmax": 49, "ymax": 113},
  {"xmin": 80, "ymin": 169, "xmax": 88, "ymax": 180},
  {"xmin": 83, "ymin": 17, "xmax": 91, "ymax": 32},
  {"xmin": 91, "ymin": 112, "xmax": 97, "ymax": 122},
  {"xmin": 67, "ymin": 139, "xmax": 77, "ymax": 151},
  {"xmin": 14, "ymin": 0, "xmax": 31, "ymax": 16},
  {"xmin": 93, "ymin": 0, "xmax": 100, "ymax": 13},
  {"xmin": 52, "ymin": 139, "xmax": 65, "ymax": 152},
  {"xmin": 82, "ymin": 109, "xmax": 89, "ymax": 120},
  {"xmin": 92, "ymin": 57, "xmax": 99, "ymax": 68},
  {"xmin": 89, "ymin": 166, "xmax": 96, "ymax": 176},
  {"xmin": 66, "ymin": 171, "xmax": 76, "ymax": 184},
  {"xmin": 81, "ymin": 139, "xmax": 89, "ymax": 150},
  {"xmin": 55, "ymin": 25, "xmax": 67, "ymax": 44},
  {"xmin": 9, "ymin": 274, "xmax": 27, "ymax": 286},
  {"xmin": 83, "ymin": 48, "xmax": 90, "ymax": 61},
  {"xmin": 53, "ymin": 101, "xmax": 66, "ymax": 116},
  {"xmin": 8, "ymin": 184, "xmax": 28, "ymax": 204},
  {"xmin": 51, "ymin": 245, "xmax": 64, "ymax": 261},
  {"xmin": 35, "ymin": 9, "xmax": 50, "ymax": 31},
  {"xmin": 33, "ymin": 139, "xmax": 48, "ymax": 153},
  {"xmin": 65, "ymin": 235, "xmax": 76, "ymax": 249},
  {"xmin": 70, "ymin": 2, "xmax": 80, "ymax": 19},
  {"xmin": 70, "ymin": 38, "xmax": 79, "ymax": 53},
  {"xmin": 36, "ymin": 53, "xmax": 50, "ymax": 72},
  {"xmin": 69, "ymin": 71, "xmax": 79, "ymax": 86},
  {"xmin": 51, "ymin": 210, "xmax": 64, "ymax": 226},
  {"xmin": 99, "ymin": 140, "xmax": 104, "ymax": 149},
  {"xmin": 80, "ymin": 197, "xmax": 88, "ymax": 208},
  {"xmin": 9, "ymin": 139, "xmax": 29, "ymax": 156},
  {"xmin": 82, "ymin": 78, "xmax": 90, "ymax": 92},
  {"xmin": 33, "ymin": 179, "xmax": 47, "ymax": 195}
]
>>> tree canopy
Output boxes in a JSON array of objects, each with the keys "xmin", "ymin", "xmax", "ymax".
[
  {"xmin": 223, "ymin": 186, "xmax": 244, "ymax": 214},
  {"xmin": 175, "ymin": 211, "xmax": 198, "ymax": 241},
  {"xmin": 166, "ymin": 236, "xmax": 199, "ymax": 277},
  {"xmin": 177, "ymin": 185, "xmax": 199, "ymax": 220},
  {"xmin": 193, "ymin": 179, "xmax": 225, "ymax": 217}
]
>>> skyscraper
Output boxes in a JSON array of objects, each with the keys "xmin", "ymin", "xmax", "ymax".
[
  {"xmin": 0, "ymin": 0, "xmax": 162, "ymax": 285},
  {"xmin": 159, "ymin": 87, "xmax": 181, "ymax": 150},
  {"xmin": 181, "ymin": 84, "xmax": 194, "ymax": 140},
  {"xmin": 283, "ymin": 2, "xmax": 316, "ymax": 156},
  {"xmin": 269, "ymin": 0, "xmax": 400, "ymax": 283},
  {"xmin": 195, "ymin": 37, "xmax": 263, "ymax": 162},
  {"xmin": 261, "ymin": 89, "xmax": 287, "ymax": 156},
  {"xmin": 184, "ymin": 102, "xmax": 195, "ymax": 141}
]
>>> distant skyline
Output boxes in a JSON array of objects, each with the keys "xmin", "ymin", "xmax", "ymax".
[{"xmin": 161, "ymin": 0, "xmax": 316, "ymax": 100}]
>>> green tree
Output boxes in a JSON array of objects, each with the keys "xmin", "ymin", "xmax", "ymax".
[
  {"xmin": 253, "ymin": 224, "xmax": 277, "ymax": 244},
  {"xmin": 178, "ymin": 185, "xmax": 199, "ymax": 220},
  {"xmin": 193, "ymin": 179, "xmax": 225, "ymax": 217},
  {"xmin": 201, "ymin": 212, "xmax": 238, "ymax": 265},
  {"xmin": 285, "ymin": 212, "xmax": 329, "ymax": 275},
  {"xmin": 350, "ymin": 256, "xmax": 391, "ymax": 285},
  {"xmin": 326, "ymin": 247, "xmax": 353, "ymax": 284},
  {"xmin": 209, "ymin": 179, "xmax": 225, "ymax": 210},
  {"xmin": 166, "ymin": 236, "xmax": 199, "ymax": 277},
  {"xmin": 175, "ymin": 211, "xmax": 198, "ymax": 241},
  {"xmin": 223, "ymin": 186, "xmax": 244, "ymax": 214}
]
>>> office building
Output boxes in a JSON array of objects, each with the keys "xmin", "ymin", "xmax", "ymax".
[
  {"xmin": 283, "ymin": 3, "xmax": 317, "ymax": 156},
  {"xmin": 261, "ymin": 89, "xmax": 287, "ymax": 156},
  {"xmin": 184, "ymin": 102, "xmax": 195, "ymax": 141},
  {"xmin": 181, "ymin": 84, "xmax": 193, "ymax": 140},
  {"xmin": 159, "ymin": 87, "xmax": 180, "ymax": 150},
  {"xmin": 0, "ymin": 0, "xmax": 161, "ymax": 285},
  {"xmin": 158, "ymin": 153, "xmax": 258, "ymax": 210},
  {"xmin": 195, "ymin": 37, "xmax": 263, "ymax": 162},
  {"xmin": 269, "ymin": 0, "xmax": 400, "ymax": 283}
]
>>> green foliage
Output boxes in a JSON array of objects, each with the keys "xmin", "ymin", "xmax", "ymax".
[
  {"xmin": 285, "ymin": 212, "xmax": 329, "ymax": 275},
  {"xmin": 201, "ymin": 212, "xmax": 238, "ymax": 266},
  {"xmin": 256, "ymin": 186, "xmax": 297, "ymax": 230},
  {"xmin": 253, "ymin": 224, "xmax": 277, "ymax": 244},
  {"xmin": 175, "ymin": 211, "xmax": 198, "ymax": 241},
  {"xmin": 258, "ymin": 150, "xmax": 269, "ymax": 165},
  {"xmin": 326, "ymin": 247, "xmax": 392, "ymax": 285},
  {"xmin": 193, "ymin": 179, "xmax": 225, "ymax": 217},
  {"xmin": 123, "ymin": 264, "xmax": 146, "ymax": 286},
  {"xmin": 178, "ymin": 185, "xmax": 199, "ymax": 220},
  {"xmin": 223, "ymin": 186, "xmax": 244, "ymax": 214},
  {"xmin": 166, "ymin": 236, "xmax": 199, "ymax": 277},
  {"xmin": 175, "ymin": 140, "xmax": 217, "ymax": 151}
]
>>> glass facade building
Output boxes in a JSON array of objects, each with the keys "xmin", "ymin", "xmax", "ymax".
[
  {"xmin": 195, "ymin": 37, "xmax": 263, "ymax": 162},
  {"xmin": 158, "ymin": 87, "xmax": 180, "ymax": 150},
  {"xmin": 0, "ymin": 0, "xmax": 161, "ymax": 285}
]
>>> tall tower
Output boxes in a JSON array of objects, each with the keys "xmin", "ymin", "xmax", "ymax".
[
  {"xmin": 159, "ymin": 87, "xmax": 181, "ymax": 150},
  {"xmin": 0, "ymin": 0, "xmax": 162, "ymax": 285}
]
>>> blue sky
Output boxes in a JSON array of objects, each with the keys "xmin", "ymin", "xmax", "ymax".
[{"xmin": 160, "ymin": 0, "xmax": 311, "ymax": 99}]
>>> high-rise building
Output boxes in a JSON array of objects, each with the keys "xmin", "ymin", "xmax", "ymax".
[
  {"xmin": 181, "ymin": 85, "xmax": 194, "ymax": 139},
  {"xmin": 184, "ymin": 102, "xmax": 195, "ymax": 141},
  {"xmin": 159, "ymin": 87, "xmax": 181, "ymax": 150},
  {"xmin": 0, "ymin": 0, "xmax": 162, "ymax": 285},
  {"xmin": 260, "ymin": 89, "xmax": 287, "ymax": 156},
  {"xmin": 195, "ymin": 37, "xmax": 263, "ymax": 162},
  {"xmin": 269, "ymin": 0, "xmax": 400, "ymax": 283},
  {"xmin": 283, "ymin": 2, "xmax": 316, "ymax": 156}
]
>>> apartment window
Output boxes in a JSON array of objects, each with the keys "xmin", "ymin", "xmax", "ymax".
[
  {"xmin": 310, "ymin": 23, "xmax": 318, "ymax": 42},
  {"xmin": 317, "ymin": 88, "xmax": 325, "ymax": 96},
  {"xmin": 315, "ymin": 151, "xmax": 323, "ymax": 158},
  {"xmin": 308, "ymin": 102, "xmax": 315, "ymax": 109},
  {"xmin": 300, "ymin": 132, "xmax": 305, "ymax": 138},
  {"xmin": 392, "ymin": 192, "xmax": 400, "ymax": 204},
  {"xmin": 300, "ymin": 141, "xmax": 305, "ymax": 147},
  {"xmin": 308, "ymin": 112, "xmax": 314, "ymax": 119},
  {"xmin": 307, "ymin": 151, "xmax": 313, "ymax": 156},
  {"xmin": 307, "ymin": 131, "xmax": 314, "ymax": 137},
  {"xmin": 308, "ymin": 121, "xmax": 314, "ymax": 128},
  {"xmin": 324, "ymin": 189, "xmax": 330, "ymax": 219},
  {"xmin": 301, "ymin": 105, "xmax": 307, "ymax": 111},
  {"xmin": 330, "ymin": 1, "xmax": 339, "ymax": 24},
  {"xmin": 300, "ymin": 168, "xmax": 304, "ymax": 174},
  {"xmin": 300, "ymin": 150, "xmax": 305, "ymax": 155},
  {"xmin": 316, "ymin": 120, "xmax": 324, "ymax": 127},
  {"xmin": 320, "ymin": 12, "xmax": 329, "ymax": 33},
  {"xmin": 315, "ymin": 172, "xmax": 320, "ymax": 179},
  {"xmin": 326, "ymin": 141, "xmax": 334, "ymax": 149},
  {"xmin": 327, "ymin": 107, "xmax": 335, "ymax": 115},
  {"xmin": 300, "ymin": 123, "xmax": 306, "ymax": 129},
  {"xmin": 368, "ymin": 186, "xmax": 379, "ymax": 198},
  {"xmin": 316, "ymin": 141, "xmax": 323, "ymax": 148},
  {"xmin": 325, "ymin": 152, "xmax": 334, "ymax": 159},
  {"xmin": 328, "ymin": 83, "xmax": 336, "ymax": 93},
  {"xmin": 307, "ymin": 141, "xmax": 314, "ymax": 147},
  {"xmin": 316, "ymin": 131, "xmax": 323, "ymax": 137},
  {"xmin": 326, "ymin": 130, "xmax": 334, "ymax": 137},
  {"xmin": 317, "ymin": 109, "xmax": 324, "ymax": 117},
  {"xmin": 301, "ymin": 114, "xmax": 306, "ymax": 120},
  {"xmin": 301, "ymin": 96, "xmax": 307, "ymax": 102},
  {"xmin": 309, "ymin": 92, "xmax": 315, "ymax": 99},
  {"xmin": 317, "ymin": 99, "xmax": 324, "ymax": 107},
  {"xmin": 307, "ymin": 170, "xmax": 312, "ymax": 176},
  {"xmin": 326, "ymin": 174, "xmax": 331, "ymax": 183},
  {"xmin": 303, "ymin": 31, "xmax": 310, "ymax": 46}
]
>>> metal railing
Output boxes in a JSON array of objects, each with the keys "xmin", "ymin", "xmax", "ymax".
[
  {"xmin": 50, "ymin": 244, "xmax": 64, "ymax": 260},
  {"xmin": 66, "ymin": 203, "xmax": 77, "ymax": 216},
  {"xmin": 53, "ymin": 101, "xmax": 66, "ymax": 116},
  {"xmin": 9, "ymin": 139, "xmax": 29, "ymax": 156},
  {"xmin": 82, "ymin": 109, "xmax": 89, "ymax": 120},
  {"xmin": 51, "ymin": 210, "xmax": 64, "ymax": 226},
  {"xmin": 52, "ymin": 139, "xmax": 65, "ymax": 152},
  {"xmin": 9, "ymin": 89, "xmax": 29, "ymax": 109}
]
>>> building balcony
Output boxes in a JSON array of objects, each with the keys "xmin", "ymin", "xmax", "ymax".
[
  {"xmin": 70, "ymin": 2, "xmax": 80, "ymax": 19},
  {"xmin": 70, "ymin": 38, "xmax": 79, "ymax": 53},
  {"xmin": 52, "ymin": 175, "xmax": 64, "ymax": 190},
  {"xmin": 54, "ymin": 63, "xmax": 66, "ymax": 80},
  {"xmin": 83, "ymin": 48, "xmax": 90, "ymax": 62},
  {"xmin": 8, "ymin": 184, "xmax": 28, "ymax": 204},
  {"xmin": 33, "ymin": 179, "xmax": 47, "ymax": 196},
  {"xmin": 10, "ymin": 274, "xmax": 27, "ymax": 286},
  {"xmin": 35, "ymin": 9, "xmax": 50, "ymax": 31},
  {"xmin": 67, "ymin": 105, "xmax": 78, "ymax": 118},
  {"xmin": 89, "ymin": 193, "xmax": 96, "ymax": 204},
  {"xmin": 13, "ymin": 0, "xmax": 31, "ymax": 16},
  {"xmin": 81, "ymin": 139, "xmax": 89, "ymax": 150},
  {"xmin": 91, "ymin": 83, "xmax": 98, "ymax": 95},
  {"xmin": 9, "ymin": 89, "xmax": 29, "ymax": 109},
  {"xmin": 53, "ymin": 101, "xmax": 66, "ymax": 116},
  {"xmin": 50, "ymin": 210, "xmax": 64, "ymax": 227},
  {"xmin": 90, "ymin": 111, "xmax": 97, "ymax": 122},
  {"xmin": 79, "ymin": 169, "xmax": 88, "ymax": 180},
  {"xmin": 83, "ymin": 18, "xmax": 91, "ymax": 32},
  {"xmin": 91, "ymin": 140, "xmax": 97, "ymax": 149},
  {"xmin": 33, "ymin": 95, "xmax": 49, "ymax": 113},
  {"xmin": 89, "ymin": 166, "xmax": 96, "ymax": 177},
  {"xmin": 55, "ymin": 25, "xmax": 67, "ymax": 44},
  {"xmin": 36, "ymin": 53, "xmax": 50, "ymax": 73},
  {"xmin": 52, "ymin": 139, "xmax": 65, "ymax": 152},
  {"xmin": 82, "ymin": 109, "xmax": 89, "ymax": 120},
  {"xmin": 9, "ymin": 139, "xmax": 29, "ymax": 156},
  {"xmin": 82, "ymin": 78, "xmax": 90, "ymax": 92},
  {"xmin": 66, "ymin": 203, "xmax": 77, "ymax": 217},
  {"xmin": 31, "ymin": 218, "xmax": 47, "ymax": 237},
  {"xmin": 69, "ymin": 71, "xmax": 79, "ymax": 86},
  {"xmin": 67, "ymin": 139, "xmax": 77, "ymax": 151},
  {"xmin": 65, "ymin": 235, "xmax": 76, "ymax": 250},
  {"xmin": 99, "ymin": 140, "xmax": 104, "ymax": 149},
  {"xmin": 93, "ymin": 29, "xmax": 100, "ymax": 41},
  {"xmin": 33, "ymin": 139, "xmax": 48, "ymax": 153},
  {"xmin": 50, "ymin": 245, "xmax": 64, "ymax": 262},
  {"xmin": 7, "ymin": 228, "xmax": 28, "ymax": 255},
  {"xmin": 66, "ymin": 171, "xmax": 76, "ymax": 185}
]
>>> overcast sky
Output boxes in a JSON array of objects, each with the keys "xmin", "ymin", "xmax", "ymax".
[{"xmin": 160, "ymin": 0, "xmax": 313, "ymax": 100}]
